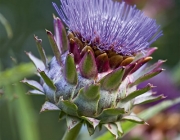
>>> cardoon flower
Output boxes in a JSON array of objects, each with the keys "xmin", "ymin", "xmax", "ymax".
[{"xmin": 23, "ymin": 0, "xmax": 165, "ymax": 139}]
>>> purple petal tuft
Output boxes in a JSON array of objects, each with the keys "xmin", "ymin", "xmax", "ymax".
[{"xmin": 52, "ymin": 0, "xmax": 162, "ymax": 55}]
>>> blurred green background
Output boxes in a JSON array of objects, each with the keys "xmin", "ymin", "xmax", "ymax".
[{"xmin": 0, "ymin": 0, "xmax": 180, "ymax": 140}]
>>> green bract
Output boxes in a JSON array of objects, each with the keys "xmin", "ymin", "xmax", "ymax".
[{"xmin": 23, "ymin": 15, "xmax": 165, "ymax": 139}]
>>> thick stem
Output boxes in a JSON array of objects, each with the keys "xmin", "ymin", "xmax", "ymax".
[{"xmin": 62, "ymin": 122, "xmax": 82, "ymax": 140}]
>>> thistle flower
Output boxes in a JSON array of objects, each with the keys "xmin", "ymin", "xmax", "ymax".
[
  {"xmin": 23, "ymin": 0, "xmax": 165, "ymax": 139},
  {"xmin": 53, "ymin": 0, "xmax": 162, "ymax": 56}
]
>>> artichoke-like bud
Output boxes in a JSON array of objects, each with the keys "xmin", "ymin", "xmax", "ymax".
[{"xmin": 23, "ymin": 0, "xmax": 165, "ymax": 139}]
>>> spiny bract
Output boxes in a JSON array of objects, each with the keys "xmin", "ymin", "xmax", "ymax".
[{"xmin": 23, "ymin": 0, "xmax": 165, "ymax": 139}]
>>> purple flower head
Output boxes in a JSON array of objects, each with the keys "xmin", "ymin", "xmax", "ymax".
[{"xmin": 52, "ymin": 0, "xmax": 162, "ymax": 56}]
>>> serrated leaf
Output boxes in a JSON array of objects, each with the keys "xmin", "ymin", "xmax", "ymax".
[
  {"xmin": 22, "ymin": 79, "xmax": 44, "ymax": 92},
  {"xmin": 61, "ymin": 119, "xmax": 82, "ymax": 140},
  {"xmin": 100, "ymin": 67, "xmax": 125, "ymax": 91},
  {"xmin": 96, "ymin": 97, "xmax": 180, "ymax": 140},
  {"xmin": 122, "ymin": 97, "xmax": 180, "ymax": 135},
  {"xmin": 46, "ymin": 29, "xmax": 61, "ymax": 65},
  {"xmin": 64, "ymin": 53, "xmax": 77, "ymax": 85},
  {"xmin": 97, "ymin": 108, "xmax": 125, "ymax": 123},
  {"xmin": 26, "ymin": 52, "xmax": 45, "ymax": 70},
  {"xmin": 40, "ymin": 101, "xmax": 60, "ymax": 112},
  {"xmin": 121, "ymin": 84, "xmax": 152, "ymax": 102},
  {"xmin": 79, "ymin": 50, "xmax": 98, "ymax": 79},
  {"xmin": 57, "ymin": 100, "xmax": 79, "ymax": 117},
  {"xmin": 66, "ymin": 115, "xmax": 81, "ymax": 130},
  {"xmin": 122, "ymin": 115, "xmax": 145, "ymax": 124},
  {"xmin": 134, "ymin": 94, "xmax": 165, "ymax": 106},
  {"xmin": 130, "ymin": 69, "xmax": 164, "ymax": 86},
  {"xmin": 115, "ymin": 122, "xmax": 123, "ymax": 135},
  {"xmin": 117, "ymin": 101, "xmax": 133, "ymax": 113},
  {"xmin": 131, "ymin": 60, "xmax": 165, "ymax": 86},
  {"xmin": 34, "ymin": 35, "xmax": 48, "ymax": 67},
  {"xmin": 104, "ymin": 123, "xmax": 119, "ymax": 139},
  {"xmin": 73, "ymin": 84, "xmax": 100, "ymax": 117},
  {"xmin": 82, "ymin": 117, "xmax": 100, "ymax": 129},
  {"xmin": 28, "ymin": 90, "xmax": 44, "ymax": 95},
  {"xmin": 141, "ymin": 60, "xmax": 165, "ymax": 75},
  {"xmin": 38, "ymin": 70, "xmax": 56, "ymax": 91}
]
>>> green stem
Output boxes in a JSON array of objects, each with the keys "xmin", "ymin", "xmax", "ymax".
[{"xmin": 62, "ymin": 122, "xmax": 82, "ymax": 140}]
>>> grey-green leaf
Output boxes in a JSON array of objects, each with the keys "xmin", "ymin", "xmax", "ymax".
[
  {"xmin": 26, "ymin": 52, "xmax": 45, "ymax": 70},
  {"xmin": 34, "ymin": 35, "xmax": 48, "ymax": 68},
  {"xmin": 134, "ymin": 94, "xmax": 165, "ymax": 106},
  {"xmin": 28, "ymin": 90, "xmax": 44, "ymax": 95},
  {"xmin": 53, "ymin": 15, "xmax": 69, "ymax": 54},
  {"xmin": 73, "ymin": 84, "xmax": 100, "ymax": 117},
  {"xmin": 40, "ymin": 101, "xmax": 60, "ymax": 112},
  {"xmin": 81, "ymin": 116, "xmax": 100, "ymax": 129},
  {"xmin": 64, "ymin": 53, "xmax": 77, "ymax": 85},
  {"xmin": 104, "ymin": 123, "xmax": 120, "ymax": 139},
  {"xmin": 66, "ymin": 115, "xmax": 81, "ymax": 130},
  {"xmin": 57, "ymin": 100, "xmax": 79, "ymax": 117},
  {"xmin": 99, "ymin": 67, "xmax": 125, "ymax": 91},
  {"xmin": 122, "ymin": 115, "xmax": 145, "ymax": 124},
  {"xmin": 97, "ymin": 108, "xmax": 125, "ymax": 123},
  {"xmin": 115, "ymin": 122, "xmax": 124, "ymax": 135},
  {"xmin": 95, "ymin": 97, "xmax": 180, "ymax": 140},
  {"xmin": 130, "ymin": 69, "xmax": 164, "ymax": 86},
  {"xmin": 79, "ymin": 50, "xmax": 98, "ymax": 79},
  {"xmin": 46, "ymin": 29, "xmax": 61, "ymax": 65},
  {"xmin": 121, "ymin": 84, "xmax": 152, "ymax": 102},
  {"xmin": 21, "ymin": 79, "xmax": 44, "ymax": 92},
  {"xmin": 38, "ymin": 69, "xmax": 56, "ymax": 91}
]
